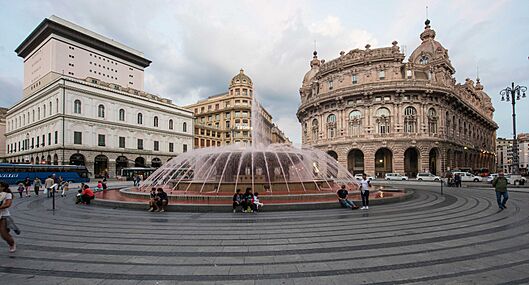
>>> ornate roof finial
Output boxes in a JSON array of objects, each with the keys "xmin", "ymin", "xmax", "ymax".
[
  {"xmin": 240, "ymin": 68, "xmax": 244, "ymax": 74},
  {"xmin": 310, "ymin": 51, "xmax": 320, "ymax": 68}
]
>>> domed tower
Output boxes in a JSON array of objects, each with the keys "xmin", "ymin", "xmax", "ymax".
[
  {"xmin": 408, "ymin": 19, "xmax": 455, "ymax": 85},
  {"xmin": 475, "ymin": 78, "xmax": 495, "ymax": 120},
  {"xmin": 299, "ymin": 51, "xmax": 321, "ymax": 102},
  {"xmin": 229, "ymin": 68, "xmax": 253, "ymax": 97}
]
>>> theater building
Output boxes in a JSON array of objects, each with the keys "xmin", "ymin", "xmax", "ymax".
[{"xmin": 4, "ymin": 15, "xmax": 193, "ymax": 177}]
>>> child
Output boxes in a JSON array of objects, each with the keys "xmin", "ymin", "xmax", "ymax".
[
  {"xmin": 95, "ymin": 181, "xmax": 103, "ymax": 192},
  {"xmin": 17, "ymin": 183, "xmax": 24, "ymax": 198},
  {"xmin": 61, "ymin": 181, "xmax": 69, "ymax": 197},
  {"xmin": 75, "ymin": 189, "xmax": 83, "ymax": 204},
  {"xmin": 252, "ymin": 192, "xmax": 264, "ymax": 212}
]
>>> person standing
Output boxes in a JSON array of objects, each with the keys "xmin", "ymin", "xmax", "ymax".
[
  {"xmin": 492, "ymin": 171, "xmax": 509, "ymax": 210},
  {"xmin": 24, "ymin": 177, "xmax": 31, "ymax": 197},
  {"xmin": 360, "ymin": 173, "xmax": 372, "ymax": 210},
  {"xmin": 33, "ymin": 177, "xmax": 41, "ymax": 196},
  {"xmin": 44, "ymin": 176, "xmax": 54, "ymax": 198},
  {"xmin": 454, "ymin": 173, "xmax": 462, "ymax": 188},
  {"xmin": 0, "ymin": 181, "xmax": 16, "ymax": 253}
]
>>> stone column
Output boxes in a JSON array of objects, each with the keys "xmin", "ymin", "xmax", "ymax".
[{"xmin": 394, "ymin": 148, "xmax": 405, "ymax": 175}]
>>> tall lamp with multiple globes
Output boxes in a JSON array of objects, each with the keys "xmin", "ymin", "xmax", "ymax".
[{"xmin": 500, "ymin": 82, "xmax": 527, "ymax": 175}]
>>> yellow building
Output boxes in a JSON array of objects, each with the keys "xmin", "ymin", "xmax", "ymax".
[{"xmin": 186, "ymin": 69, "xmax": 289, "ymax": 148}]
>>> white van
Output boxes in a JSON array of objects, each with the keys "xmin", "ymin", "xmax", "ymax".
[
  {"xmin": 453, "ymin": 172, "xmax": 482, "ymax": 182},
  {"xmin": 416, "ymin": 173, "xmax": 441, "ymax": 181}
]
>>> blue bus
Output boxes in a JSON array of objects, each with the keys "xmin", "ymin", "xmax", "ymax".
[{"xmin": 0, "ymin": 163, "xmax": 90, "ymax": 185}]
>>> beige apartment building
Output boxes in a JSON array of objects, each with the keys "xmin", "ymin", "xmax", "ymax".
[
  {"xmin": 186, "ymin": 69, "xmax": 289, "ymax": 148},
  {"xmin": 297, "ymin": 20, "xmax": 497, "ymax": 178}
]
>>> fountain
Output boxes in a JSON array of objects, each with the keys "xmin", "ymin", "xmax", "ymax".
[{"xmin": 95, "ymin": 88, "xmax": 408, "ymax": 210}]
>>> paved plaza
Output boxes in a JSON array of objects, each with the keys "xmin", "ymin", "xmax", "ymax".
[{"xmin": 1, "ymin": 185, "xmax": 529, "ymax": 284}]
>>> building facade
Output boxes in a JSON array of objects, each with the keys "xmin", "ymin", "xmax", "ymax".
[
  {"xmin": 297, "ymin": 20, "xmax": 497, "ymax": 178},
  {"xmin": 4, "ymin": 16, "xmax": 193, "ymax": 177},
  {"xmin": 0, "ymin": 107, "xmax": 7, "ymax": 161},
  {"xmin": 497, "ymin": 134, "xmax": 529, "ymax": 175},
  {"xmin": 186, "ymin": 69, "xmax": 289, "ymax": 148}
]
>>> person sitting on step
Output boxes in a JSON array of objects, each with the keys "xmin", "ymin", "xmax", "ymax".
[
  {"xmin": 251, "ymin": 192, "xmax": 264, "ymax": 212},
  {"xmin": 232, "ymin": 189, "xmax": 243, "ymax": 213},
  {"xmin": 153, "ymin": 188, "xmax": 168, "ymax": 212},
  {"xmin": 337, "ymin": 184, "xmax": 359, "ymax": 210}
]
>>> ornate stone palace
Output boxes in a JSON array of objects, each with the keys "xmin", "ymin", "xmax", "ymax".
[
  {"xmin": 297, "ymin": 20, "xmax": 497, "ymax": 178},
  {"xmin": 186, "ymin": 69, "xmax": 290, "ymax": 148}
]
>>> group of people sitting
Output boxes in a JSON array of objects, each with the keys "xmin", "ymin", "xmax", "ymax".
[
  {"xmin": 148, "ymin": 188, "xmax": 169, "ymax": 212},
  {"xmin": 75, "ymin": 184, "xmax": 95, "ymax": 205},
  {"xmin": 232, "ymin": 188, "xmax": 264, "ymax": 213}
]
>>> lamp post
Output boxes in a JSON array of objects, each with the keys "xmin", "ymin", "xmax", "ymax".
[{"xmin": 500, "ymin": 82, "xmax": 527, "ymax": 175}]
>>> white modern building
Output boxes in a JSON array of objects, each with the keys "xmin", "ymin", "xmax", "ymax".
[
  {"xmin": 496, "ymin": 133, "xmax": 529, "ymax": 175},
  {"xmin": 4, "ymin": 15, "xmax": 193, "ymax": 177}
]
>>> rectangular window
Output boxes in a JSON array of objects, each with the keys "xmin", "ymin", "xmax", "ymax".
[
  {"xmin": 98, "ymin": 134, "xmax": 105, "ymax": 146},
  {"xmin": 379, "ymin": 70, "xmax": 385, "ymax": 80},
  {"xmin": 352, "ymin": 74, "xmax": 357, "ymax": 84},
  {"xmin": 31, "ymin": 138, "xmax": 34, "ymax": 149},
  {"xmin": 154, "ymin": 141, "xmax": 159, "ymax": 151},
  {"xmin": 328, "ymin": 80, "xmax": 333, "ymax": 90},
  {"xmin": 48, "ymin": 133, "xmax": 51, "ymax": 145},
  {"xmin": 183, "ymin": 144, "xmax": 188, "ymax": 153},
  {"xmin": 42, "ymin": 135, "xmax": 45, "ymax": 146},
  {"xmin": 74, "ymin": 132, "xmax": 82, "ymax": 144},
  {"xmin": 137, "ymin": 139, "xmax": 143, "ymax": 150},
  {"xmin": 119, "ymin": 137, "xmax": 125, "ymax": 148},
  {"xmin": 36, "ymin": 136, "xmax": 39, "ymax": 148},
  {"xmin": 169, "ymin": 142, "xmax": 174, "ymax": 152},
  {"xmin": 54, "ymin": 131, "xmax": 58, "ymax": 144}
]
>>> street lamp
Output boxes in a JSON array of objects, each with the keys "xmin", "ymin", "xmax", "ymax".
[{"xmin": 500, "ymin": 82, "xmax": 527, "ymax": 175}]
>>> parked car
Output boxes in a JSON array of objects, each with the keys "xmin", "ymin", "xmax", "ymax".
[
  {"xmin": 385, "ymin": 173, "xmax": 409, "ymax": 181},
  {"xmin": 354, "ymin": 173, "xmax": 375, "ymax": 181},
  {"xmin": 487, "ymin": 173, "xmax": 498, "ymax": 183},
  {"xmin": 505, "ymin": 174, "xmax": 527, "ymax": 185},
  {"xmin": 453, "ymin": 171, "xmax": 483, "ymax": 182},
  {"xmin": 416, "ymin": 173, "xmax": 441, "ymax": 181}
]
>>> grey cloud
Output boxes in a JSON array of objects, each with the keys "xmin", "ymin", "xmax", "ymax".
[{"xmin": 0, "ymin": 76, "xmax": 22, "ymax": 108}]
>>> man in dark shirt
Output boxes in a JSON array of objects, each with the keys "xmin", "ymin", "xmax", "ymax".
[
  {"xmin": 155, "ymin": 188, "xmax": 168, "ymax": 212},
  {"xmin": 232, "ymin": 189, "xmax": 243, "ymax": 213},
  {"xmin": 337, "ymin": 185, "xmax": 359, "ymax": 210}
]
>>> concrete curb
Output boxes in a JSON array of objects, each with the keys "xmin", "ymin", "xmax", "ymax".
[{"xmin": 92, "ymin": 189, "xmax": 414, "ymax": 212}]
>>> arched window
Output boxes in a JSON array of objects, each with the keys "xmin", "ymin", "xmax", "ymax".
[
  {"xmin": 404, "ymin": 106, "xmax": 417, "ymax": 133},
  {"xmin": 419, "ymin": 55, "xmax": 429, "ymax": 64},
  {"xmin": 348, "ymin": 110, "xmax": 362, "ymax": 137},
  {"xmin": 118, "ymin": 109, "xmax": 125, "ymax": 121},
  {"xmin": 98, "ymin": 104, "xmax": 105, "ymax": 118},
  {"xmin": 43, "ymin": 104, "xmax": 46, "ymax": 117},
  {"xmin": 56, "ymin": 98, "xmax": 59, "ymax": 113},
  {"xmin": 376, "ymin": 107, "xmax": 390, "ymax": 134},
  {"xmin": 169, "ymin": 119, "xmax": 174, "ymax": 130},
  {"xmin": 137, "ymin": 113, "xmax": 143, "ymax": 124},
  {"xmin": 32, "ymin": 110, "xmax": 35, "ymax": 122},
  {"xmin": 183, "ymin": 122, "xmax": 187, "ymax": 132},
  {"xmin": 428, "ymin": 108, "xmax": 438, "ymax": 134},
  {"xmin": 74, "ymin": 100, "xmax": 81, "ymax": 114},
  {"xmin": 154, "ymin": 116, "xmax": 159, "ymax": 127},
  {"xmin": 311, "ymin": 119, "xmax": 319, "ymax": 141},
  {"xmin": 327, "ymin": 114, "xmax": 337, "ymax": 139},
  {"xmin": 38, "ymin": 107, "xmax": 40, "ymax": 119},
  {"xmin": 49, "ymin": 101, "xmax": 52, "ymax": 115}
]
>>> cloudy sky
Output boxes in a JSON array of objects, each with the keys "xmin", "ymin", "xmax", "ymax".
[{"xmin": 1, "ymin": 0, "xmax": 528, "ymax": 144}]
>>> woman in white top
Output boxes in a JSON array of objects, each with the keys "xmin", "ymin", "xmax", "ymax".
[{"xmin": 0, "ymin": 181, "xmax": 16, "ymax": 253}]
